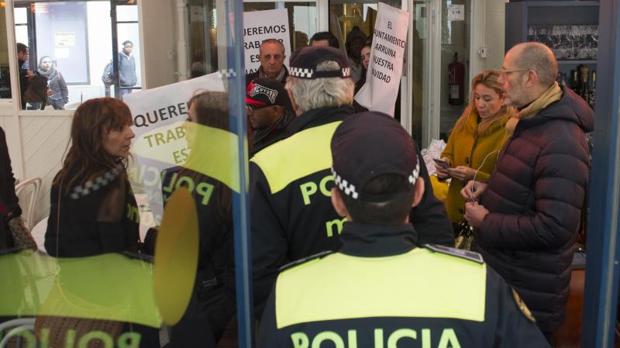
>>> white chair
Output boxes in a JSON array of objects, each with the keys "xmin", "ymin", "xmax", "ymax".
[{"xmin": 15, "ymin": 177, "xmax": 42, "ymax": 231}]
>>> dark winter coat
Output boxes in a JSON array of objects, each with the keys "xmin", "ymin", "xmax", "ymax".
[
  {"xmin": 0, "ymin": 127, "xmax": 21, "ymax": 249},
  {"xmin": 45, "ymin": 169, "xmax": 140, "ymax": 257},
  {"xmin": 475, "ymin": 87, "xmax": 594, "ymax": 333}
]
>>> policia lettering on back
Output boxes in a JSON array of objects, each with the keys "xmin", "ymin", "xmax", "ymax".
[{"xmin": 257, "ymin": 112, "xmax": 550, "ymax": 348}]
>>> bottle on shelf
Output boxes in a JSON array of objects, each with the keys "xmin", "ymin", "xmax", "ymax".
[
  {"xmin": 570, "ymin": 69, "xmax": 579, "ymax": 91},
  {"xmin": 588, "ymin": 70, "xmax": 596, "ymax": 108}
]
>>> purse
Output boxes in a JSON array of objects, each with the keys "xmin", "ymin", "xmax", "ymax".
[
  {"xmin": 454, "ymin": 220, "xmax": 475, "ymax": 250},
  {"xmin": 8, "ymin": 216, "xmax": 37, "ymax": 250}
]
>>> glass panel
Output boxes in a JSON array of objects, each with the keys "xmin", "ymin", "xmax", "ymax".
[
  {"xmin": 12, "ymin": 1, "xmax": 142, "ymax": 110},
  {"xmin": 439, "ymin": 0, "xmax": 470, "ymax": 139},
  {"xmin": 117, "ymin": 21, "xmax": 142, "ymax": 95},
  {"xmin": 329, "ymin": 0, "xmax": 400, "ymax": 81},
  {"xmin": 14, "ymin": 7, "xmax": 27, "ymax": 24},
  {"xmin": 3, "ymin": 1, "xmax": 250, "ymax": 345},
  {"xmin": 116, "ymin": 4, "xmax": 138, "ymax": 22},
  {"xmin": 243, "ymin": 2, "xmax": 317, "ymax": 51},
  {"xmin": 410, "ymin": 0, "xmax": 430, "ymax": 146},
  {"xmin": 187, "ymin": 0, "xmax": 218, "ymax": 78},
  {"xmin": 0, "ymin": 7, "xmax": 12, "ymax": 98}
]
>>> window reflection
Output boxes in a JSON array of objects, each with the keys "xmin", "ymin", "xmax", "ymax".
[{"xmin": 13, "ymin": 1, "xmax": 141, "ymax": 110}]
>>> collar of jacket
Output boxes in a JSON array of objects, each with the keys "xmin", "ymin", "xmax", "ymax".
[
  {"xmin": 462, "ymin": 104, "xmax": 512, "ymax": 136},
  {"xmin": 338, "ymin": 221, "xmax": 418, "ymax": 257},
  {"xmin": 253, "ymin": 109, "xmax": 294, "ymax": 142},
  {"xmin": 258, "ymin": 65, "xmax": 288, "ymax": 82},
  {"xmin": 287, "ymin": 105, "xmax": 356, "ymax": 135}
]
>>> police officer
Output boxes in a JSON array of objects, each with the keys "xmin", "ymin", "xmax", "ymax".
[
  {"xmin": 257, "ymin": 112, "xmax": 550, "ymax": 347},
  {"xmin": 250, "ymin": 46, "xmax": 454, "ymax": 316}
]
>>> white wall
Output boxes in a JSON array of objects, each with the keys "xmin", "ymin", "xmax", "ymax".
[
  {"xmin": 485, "ymin": 0, "xmax": 506, "ymax": 70},
  {"xmin": 138, "ymin": 0, "xmax": 178, "ymax": 89}
]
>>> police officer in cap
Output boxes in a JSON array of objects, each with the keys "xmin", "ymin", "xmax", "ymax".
[
  {"xmin": 250, "ymin": 46, "xmax": 454, "ymax": 316},
  {"xmin": 257, "ymin": 112, "xmax": 549, "ymax": 347}
]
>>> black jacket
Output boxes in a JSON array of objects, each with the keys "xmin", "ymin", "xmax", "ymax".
[
  {"xmin": 45, "ymin": 169, "xmax": 140, "ymax": 257},
  {"xmin": 258, "ymin": 222, "xmax": 549, "ymax": 348},
  {"xmin": 476, "ymin": 87, "xmax": 594, "ymax": 333},
  {"xmin": 0, "ymin": 127, "xmax": 21, "ymax": 249},
  {"xmin": 250, "ymin": 109, "xmax": 295, "ymax": 157},
  {"xmin": 161, "ymin": 167, "xmax": 236, "ymax": 344},
  {"xmin": 250, "ymin": 106, "xmax": 453, "ymax": 316}
]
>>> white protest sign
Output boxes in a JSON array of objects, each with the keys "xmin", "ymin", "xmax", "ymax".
[
  {"xmin": 354, "ymin": 3, "xmax": 409, "ymax": 117},
  {"xmin": 243, "ymin": 9, "xmax": 291, "ymax": 75},
  {"xmin": 123, "ymin": 73, "xmax": 225, "ymax": 223}
]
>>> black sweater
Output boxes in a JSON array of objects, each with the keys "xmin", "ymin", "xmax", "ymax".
[{"xmin": 45, "ymin": 170, "xmax": 140, "ymax": 257}]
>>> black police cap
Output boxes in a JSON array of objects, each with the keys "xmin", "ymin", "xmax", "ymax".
[
  {"xmin": 289, "ymin": 46, "xmax": 351, "ymax": 79},
  {"xmin": 331, "ymin": 112, "xmax": 420, "ymax": 201}
]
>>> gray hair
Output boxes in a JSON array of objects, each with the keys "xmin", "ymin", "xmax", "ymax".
[
  {"xmin": 513, "ymin": 42, "xmax": 558, "ymax": 87},
  {"xmin": 285, "ymin": 61, "xmax": 354, "ymax": 113}
]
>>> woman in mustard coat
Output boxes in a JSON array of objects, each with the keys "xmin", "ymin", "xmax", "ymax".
[{"xmin": 436, "ymin": 70, "xmax": 516, "ymax": 225}]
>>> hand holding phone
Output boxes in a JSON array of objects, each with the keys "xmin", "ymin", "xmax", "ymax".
[{"xmin": 433, "ymin": 158, "xmax": 450, "ymax": 169}]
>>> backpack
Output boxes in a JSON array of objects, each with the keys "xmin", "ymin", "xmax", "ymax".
[{"xmin": 101, "ymin": 62, "xmax": 114, "ymax": 85}]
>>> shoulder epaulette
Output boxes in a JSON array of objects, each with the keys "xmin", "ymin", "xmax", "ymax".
[
  {"xmin": 279, "ymin": 250, "xmax": 335, "ymax": 272},
  {"xmin": 424, "ymin": 244, "xmax": 484, "ymax": 264}
]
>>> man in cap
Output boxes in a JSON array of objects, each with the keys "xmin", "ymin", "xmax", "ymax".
[
  {"xmin": 250, "ymin": 46, "xmax": 453, "ymax": 316},
  {"xmin": 461, "ymin": 42, "xmax": 593, "ymax": 342},
  {"xmin": 257, "ymin": 112, "xmax": 549, "ymax": 347},
  {"xmin": 246, "ymin": 39, "xmax": 289, "ymax": 87},
  {"xmin": 246, "ymin": 78, "xmax": 294, "ymax": 156}
]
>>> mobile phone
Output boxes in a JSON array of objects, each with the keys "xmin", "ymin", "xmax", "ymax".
[{"xmin": 433, "ymin": 158, "xmax": 450, "ymax": 169}]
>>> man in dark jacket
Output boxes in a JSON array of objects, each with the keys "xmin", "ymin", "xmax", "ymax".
[
  {"xmin": 245, "ymin": 39, "xmax": 288, "ymax": 88},
  {"xmin": 250, "ymin": 46, "xmax": 453, "ymax": 317},
  {"xmin": 245, "ymin": 78, "xmax": 294, "ymax": 156},
  {"xmin": 462, "ymin": 42, "xmax": 593, "ymax": 341}
]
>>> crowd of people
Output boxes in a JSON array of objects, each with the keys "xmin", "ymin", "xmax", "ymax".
[{"xmin": 0, "ymin": 33, "xmax": 593, "ymax": 347}]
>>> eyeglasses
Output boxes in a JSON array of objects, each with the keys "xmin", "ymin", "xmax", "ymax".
[{"xmin": 499, "ymin": 68, "xmax": 529, "ymax": 76}]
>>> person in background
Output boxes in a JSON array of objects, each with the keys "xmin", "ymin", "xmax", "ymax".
[
  {"xmin": 354, "ymin": 38, "xmax": 372, "ymax": 94},
  {"xmin": 258, "ymin": 112, "xmax": 549, "ymax": 348},
  {"xmin": 162, "ymin": 91, "xmax": 237, "ymax": 347},
  {"xmin": 1, "ymin": 127, "xmax": 36, "ymax": 251},
  {"xmin": 250, "ymin": 46, "xmax": 453, "ymax": 317},
  {"xmin": 245, "ymin": 39, "xmax": 288, "ymax": 87},
  {"xmin": 17, "ymin": 43, "xmax": 32, "ymax": 109},
  {"xmin": 309, "ymin": 31, "xmax": 340, "ymax": 48},
  {"xmin": 38, "ymin": 56, "xmax": 69, "ymax": 110},
  {"xmin": 119, "ymin": 40, "xmax": 138, "ymax": 97},
  {"xmin": 245, "ymin": 78, "xmax": 294, "ymax": 156},
  {"xmin": 435, "ymin": 70, "xmax": 515, "ymax": 244},
  {"xmin": 45, "ymin": 98, "xmax": 139, "ymax": 257},
  {"xmin": 345, "ymin": 26, "xmax": 367, "ymax": 82},
  {"xmin": 462, "ymin": 42, "xmax": 593, "ymax": 343}
]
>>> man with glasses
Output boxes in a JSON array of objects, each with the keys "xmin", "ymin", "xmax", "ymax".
[
  {"xmin": 246, "ymin": 39, "xmax": 289, "ymax": 87},
  {"xmin": 245, "ymin": 78, "xmax": 294, "ymax": 156},
  {"xmin": 461, "ymin": 42, "xmax": 593, "ymax": 343}
]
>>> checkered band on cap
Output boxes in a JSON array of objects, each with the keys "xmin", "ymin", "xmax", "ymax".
[
  {"xmin": 331, "ymin": 156, "xmax": 421, "ymax": 201},
  {"xmin": 331, "ymin": 168, "xmax": 359, "ymax": 199},
  {"xmin": 408, "ymin": 160, "xmax": 421, "ymax": 185},
  {"xmin": 289, "ymin": 67, "xmax": 351, "ymax": 79}
]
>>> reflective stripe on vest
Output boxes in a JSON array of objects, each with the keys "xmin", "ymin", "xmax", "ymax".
[
  {"xmin": 251, "ymin": 121, "xmax": 341, "ymax": 194},
  {"xmin": 275, "ymin": 248, "xmax": 486, "ymax": 329}
]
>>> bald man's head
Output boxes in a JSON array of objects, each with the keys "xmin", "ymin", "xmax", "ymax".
[{"xmin": 508, "ymin": 42, "xmax": 558, "ymax": 87}]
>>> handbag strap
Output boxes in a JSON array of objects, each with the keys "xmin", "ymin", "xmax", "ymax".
[{"xmin": 55, "ymin": 179, "xmax": 62, "ymax": 257}]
